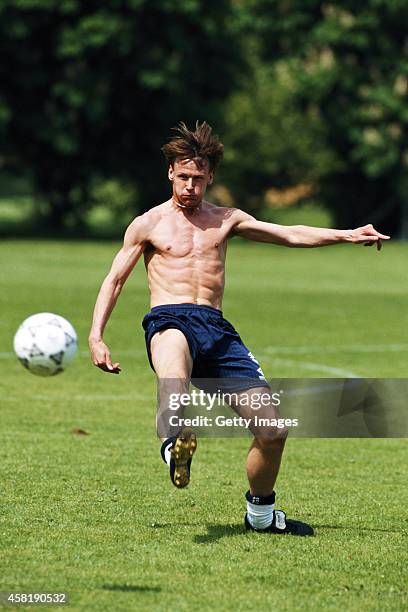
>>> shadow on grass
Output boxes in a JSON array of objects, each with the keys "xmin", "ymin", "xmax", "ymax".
[
  {"xmin": 101, "ymin": 584, "xmax": 161, "ymax": 593},
  {"xmin": 196, "ymin": 520, "xmax": 317, "ymax": 542},
  {"xmin": 194, "ymin": 523, "xmax": 245, "ymax": 544}
]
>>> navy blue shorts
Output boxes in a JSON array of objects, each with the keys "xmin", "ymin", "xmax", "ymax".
[{"xmin": 142, "ymin": 304, "xmax": 269, "ymax": 392}]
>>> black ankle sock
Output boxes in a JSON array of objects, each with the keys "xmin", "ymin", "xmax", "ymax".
[{"xmin": 245, "ymin": 490, "xmax": 276, "ymax": 505}]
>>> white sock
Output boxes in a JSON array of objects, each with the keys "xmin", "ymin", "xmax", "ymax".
[{"xmin": 247, "ymin": 500, "xmax": 274, "ymax": 530}]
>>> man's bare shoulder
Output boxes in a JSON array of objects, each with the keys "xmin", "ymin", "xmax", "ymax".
[
  {"xmin": 124, "ymin": 201, "xmax": 171, "ymax": 244},
  {"xmin": 203, "ymin": 203, "xmax": 254, "ymax": 232},
  {"xmin": 230, "ymin": 207, "xmax": 254, "ymax": 221},
  {"xmin": 205, "ymin": 202, "xmax": 252, "ymax": 216},
  {"xmin": 203, "ymin": 201, "xmax": 243, "ymax": 220}
]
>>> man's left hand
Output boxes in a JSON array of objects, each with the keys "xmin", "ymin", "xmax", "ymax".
[{"xmin": 351, "ymin": 224, "xmax": 390, "ymax": 251}]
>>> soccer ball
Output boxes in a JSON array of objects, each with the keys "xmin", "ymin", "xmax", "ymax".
[{"xmin": 13, "ymin": 312, "xmax": 78, "ymax": 376}]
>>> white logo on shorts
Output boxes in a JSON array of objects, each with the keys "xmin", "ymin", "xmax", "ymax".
[
  {"xmin": 248, "ymin": 352, "xmax": 266, "ymax": 380},
  {"xmin": 248, "ymin": 351, "xmax": 258, "ymax": 364},
  {"xmin": 257, "ymin": 367, "xmax": 266, "ymax": 380}
]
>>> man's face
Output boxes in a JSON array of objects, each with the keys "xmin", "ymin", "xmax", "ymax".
[{"xmin": 168, "ymin": 158, "xmax": 213, "ymax": 208}]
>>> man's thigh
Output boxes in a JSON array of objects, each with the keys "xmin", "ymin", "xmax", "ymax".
[
  {"xmin": 150, "ymin": 328, "xmax": 193, "ymax": 379},
  {"xmin": 151, "ymin": 329, "xmax": 193, "ymax": 438},
  {"xmin": 229, "ymin": 386, "xmax": 289, "ymax": 441}
]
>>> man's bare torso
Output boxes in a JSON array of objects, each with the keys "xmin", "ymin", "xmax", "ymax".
[{"xmin": 142, "ymin": 199, "xmax": 238, "ymax": 309}]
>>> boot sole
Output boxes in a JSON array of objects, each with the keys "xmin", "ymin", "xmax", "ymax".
[{"xmin": 171, "ymin": 428, "xmax": 197, "ymax": 488}]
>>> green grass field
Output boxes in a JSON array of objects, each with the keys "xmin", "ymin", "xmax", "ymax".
[{"xmin": 1, "ymin": 239, "xmax": 407, "ymax": 611}]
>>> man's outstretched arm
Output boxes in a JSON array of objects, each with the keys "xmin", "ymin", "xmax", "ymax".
[
  {"xmin": 232, "ymin": 210, "xmax": 390, "ymax": 250},
  {"xmin": 88, "ymin": 216, "xmax": 148, "ymax": 373}
]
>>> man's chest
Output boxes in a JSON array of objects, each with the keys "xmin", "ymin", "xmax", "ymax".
[{"xmin": 148, "ymin": 218, "xmax": 230, "ymax": 257}]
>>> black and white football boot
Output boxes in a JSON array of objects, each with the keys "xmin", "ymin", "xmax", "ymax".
[
  {"xmin": 160, "ymin": 428, "xmax": 197, "ymax": 489},
  {"xmin": 244, "ymin": 510, "xmax": 314, "ymax": 536},
  {"xmin": 244, "ymin": 490, "xmax": 314, "ymax": 536}
]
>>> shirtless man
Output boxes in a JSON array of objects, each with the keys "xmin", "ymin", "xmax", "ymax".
[{"xmin": 89, "ymin": 121, "xmax": 389, "ymax": 535}]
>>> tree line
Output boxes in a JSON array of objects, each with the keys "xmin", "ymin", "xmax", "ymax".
[{"xmin": 1, "ymin": 0, "xmax": 407, "ymax": 235}]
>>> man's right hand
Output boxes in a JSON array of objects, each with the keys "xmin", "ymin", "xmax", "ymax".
[{"xmin": 88, "ymin": 337, "xmax": 121, "ymax": 374}]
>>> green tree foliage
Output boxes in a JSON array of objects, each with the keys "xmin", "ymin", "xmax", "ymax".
[
  {"xmin": 0, "ymin": 0, "xmax": 245, "ymax": 227},
  {"xmin": 246, "ymin": 0, "xmax": 408, "ymax": 233},
  {"xmin": 220, "ymin": 54, "xmax": 338, "ymax": 214}
]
